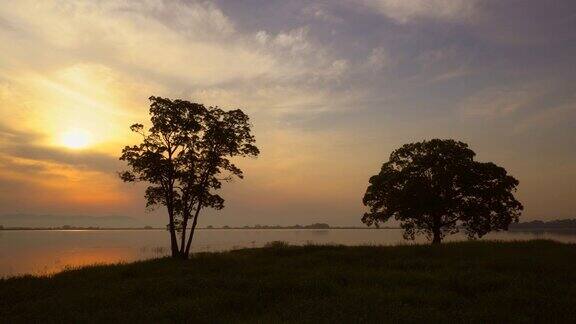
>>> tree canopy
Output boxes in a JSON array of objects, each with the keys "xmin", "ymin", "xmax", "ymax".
[
  {"xmin": 120, "ymin": 96, "xmax": 259, "ymax": 258},
  {"xmin": 362, "ymin": 139, "xmax": 523, "ymax": 244}
]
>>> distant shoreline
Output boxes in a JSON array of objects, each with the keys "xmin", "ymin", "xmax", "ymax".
[
  {"xmin": 2, "ymin": 226, "xmax": 576, "ymax": 231},
  {"xmin": 2, "ymin": 218, "xmax": 574, "ymax": 231},
  {"xmin": 0, "ymin": 226, "xmax": 399, "ymax": 231}
]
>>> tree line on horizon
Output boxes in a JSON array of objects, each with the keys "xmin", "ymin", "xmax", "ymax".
[
  {"xmin": 205, "ymin": 223, "xmax": 331, "ymax": 229},
  {"xmin": 120, "ymin": 97, "xmax": 523, "ymax": 258},
  {"xmin": 7, "ymin": 219, "xmax": 576, "ymax": 231}
]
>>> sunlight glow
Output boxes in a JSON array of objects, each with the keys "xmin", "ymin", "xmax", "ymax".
[{"xmin": 60, "ymin": 129, "xmax": 92, "ymax": 149}]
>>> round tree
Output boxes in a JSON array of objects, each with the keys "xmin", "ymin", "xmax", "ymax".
[{"xmin": 362, "ymin": 139, "xmax": 523, "ymax": 244}]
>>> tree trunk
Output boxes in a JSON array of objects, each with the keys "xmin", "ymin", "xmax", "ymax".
[
  {"xmin": 167, "ymin": 205, "xmax": 179, "ymax": 257},
  {"xmin": 166, "ymin": 150, "xmax": 179, "ymax": 258},
  {"xmin": 430, "ymin": 214, "xmax": 443, "ymax": 245},
  {"xmin": 432, "ymin": 227, "xmax": 442, "ymax": 245},
  {"xmin": 168, "ymin": 219, "xmax": 179, "ymax": 257},
  {"xmin": 179, "ymin": 215, "xmax": 189, "ymax": 258},
  {"xmin": 168, "ymin": 229, "xmax": 179, "ymax": 257},
  {"xmin": 184, "ymin": 203, "xmax": 203, "ymax": 258}
]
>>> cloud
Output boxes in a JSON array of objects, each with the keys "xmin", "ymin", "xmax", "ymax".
[
  {"xmin": 417, "ymin": 46, "xmax": 461, "ymax": 66},
  {"xmin": 273, "ymin": 27, "xmax": 311, "ymax": 52},
  {"xmin": 0, "ymin": 0, "xmax": 575, "ymax": 222},
  {"xmin": 0, "ymin": 0, "xmax": 359, "ymax": 134},
  {"xmin": 0, "ymin": 0, "xmax": 274, "ymax": 86},
  {"xmin": 0, "ymin": 123, "xmax": 120, "ymax": 173},
  {"xmin": 459, "ymin": 82, "xmax": 576, "ymax": 134},
  {"xmin": 415, "ymin": 46, "xmax": 474, "ymax": 83},
  {"xmin": 302, "ymin": 4, "xmax": 343, "ymax": 24},
  {"xmin": 0, "ymin": 124, "xmax": 41, "ymax": 146},
  {"xmin": 357, "ymin": 0, "xmax": 480, "ymax": 23},
  {"xmin": 514, "ymin": 97, "xmax": 576, "ymax": 133},
  {"xmin": 367, "ymin": 47, "xmax": 389, "ymax": 70},
  {"xmin": 0, "ymin": 123, "xmax": 134, "ymax": 214},
  {"xmin": 0, "ymin": 0, "xmax": 361, "ymax": 218},
  {"xmin": 6, "ymin": 145, "xmax": 121, "ymax": 174},
  {"xmin": 460, "ymin": 84, "xmax": 546, "ymax": 118},
  {"xmin": 0, "ymin": 0, "xmax": 362, "ymax": 125},
  {"xmin": 470, "ymin": 1, "xmax": 576, "ymax": 46}
]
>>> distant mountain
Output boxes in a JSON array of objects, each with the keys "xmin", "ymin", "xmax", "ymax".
[
  {"xmin": 510, "ymin": 219, "xmax": 576, "ymax": 229},
  {"xmin": 0, "ymin": 214, "xmax": 145, "ymax": 228}
]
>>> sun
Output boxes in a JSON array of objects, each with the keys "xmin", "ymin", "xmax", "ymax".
[{"xmin": 59, "ymin": 129, "xmax": 92, "ymax": 149}]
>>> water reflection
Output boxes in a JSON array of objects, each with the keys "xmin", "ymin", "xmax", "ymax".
[{"xmin": 1, "ymin": 229, "xmax": 575, "ymax": 277}]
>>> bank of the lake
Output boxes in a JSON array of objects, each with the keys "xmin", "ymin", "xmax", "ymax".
[
  {"xmin": 1, "ymin": 240, "xmax": 575, "ymax": 323},
  {"xmin": 4, "ymin": 228, "xmax": 576, "ymax": 277}
]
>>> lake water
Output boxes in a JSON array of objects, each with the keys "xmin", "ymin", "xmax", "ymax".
[{"xmin": 1, "ymin": 228, "xmax": 575, "ymax": 278}]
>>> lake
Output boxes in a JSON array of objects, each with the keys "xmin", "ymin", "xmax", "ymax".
[{"xmin": 1, "ymin": 228, "xmax": 575, "ymax": 278}]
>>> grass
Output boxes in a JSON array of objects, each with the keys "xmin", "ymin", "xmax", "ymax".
[{"xmin": 1, "ymin": 240, "xmax": 576, "ymax": 323}]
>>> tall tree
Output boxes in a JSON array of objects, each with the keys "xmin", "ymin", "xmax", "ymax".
[
  {"xmin": 120, "ymin": 97, "xmax": 259, "ymax": 258},
  {"xmin": 362, "ymin": 139, "xmax": 523, "ymax": 244},
  {"xmin": 180, "ymin": 107, "xmax": 259, "ymax": 256}
]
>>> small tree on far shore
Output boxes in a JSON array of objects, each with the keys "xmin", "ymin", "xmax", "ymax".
[
  {"xmin": 120, "ymin": 96, "xmax": 259, "ymax": 258},
  {"xmin": 362, "ymin": 139, "xmax": 523, "ymax": 244}
]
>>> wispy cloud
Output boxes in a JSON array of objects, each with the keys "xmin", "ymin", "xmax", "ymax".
[
  {"xmin": 357, "ymin": 0, "xmax": 480, "ymax": 23},
  {"xmin": 514, "ymin": 97, "xmax": 576, "ymax": 133},
  {"xmin": 460, "ymin": 84, "xmax": 546, "ymax": 118},
  {"xmin": 0, "ymin": 124, "xmax": 130, "ymax": 214}
]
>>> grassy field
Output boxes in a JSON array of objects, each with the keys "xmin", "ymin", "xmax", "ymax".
[{"xmin": 1, "ymin": 240, "xmax": 576, "ymax": 323}]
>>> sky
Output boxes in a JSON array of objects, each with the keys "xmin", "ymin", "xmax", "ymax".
[{"xmin": 0, "ymin": 0, "xmax": 574, "ymax": 226}]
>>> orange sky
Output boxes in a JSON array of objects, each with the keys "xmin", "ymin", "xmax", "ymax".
[{"xmin": 0, "ymin": 0, "xmax": 574, "ymax": 225}]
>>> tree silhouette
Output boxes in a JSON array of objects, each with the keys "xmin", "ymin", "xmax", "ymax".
[
  {"xmin": 362, "ymin": 139, "xmax": 523, "ymax": 244},
  {"xmin": 120, "ymin": 96, "xmax": 259, "ymax": 258}
]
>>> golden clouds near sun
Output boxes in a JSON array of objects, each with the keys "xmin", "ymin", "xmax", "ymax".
[{"xmin": 59, "ymin": 129, "xmax": 92, "ymax": 149}]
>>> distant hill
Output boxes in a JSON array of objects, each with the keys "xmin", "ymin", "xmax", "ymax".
[
  {"xmin": 510, "ymin": 219, "xmax": 576, "ymax": 229},
  {"xmin": 0, "ymin": 214, "xmax": 145, "ymax": 228}
]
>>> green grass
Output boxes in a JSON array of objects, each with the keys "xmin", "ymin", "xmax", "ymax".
[{"xmin": 2, "ymin": 240, "xmax": 576, "ymax": 323}]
